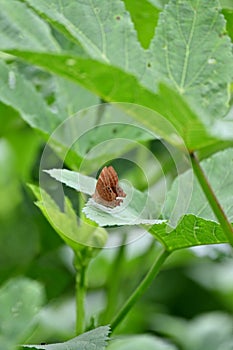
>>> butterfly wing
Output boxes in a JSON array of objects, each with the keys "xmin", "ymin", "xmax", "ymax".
[
  {"xmin": 95, "ymin": 166, "xmax": 117, "ymax": 202},
  {"xmin": 106, "ymin": 166, "xmax": 126, "ymax": 198},
  {"xmin": 92, "ymin": 166, "xmax": 126, "ymax": 207}
]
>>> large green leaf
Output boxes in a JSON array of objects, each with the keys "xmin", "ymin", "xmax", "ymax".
[
  {"xmin": 147, "ymin": 0, "xmax": 167, "ymax": 8},
  {"xmin": 222, "ymin": 9, "xmax": 233, "ymax": 42},
  {"xmin": 50, "ymin": 105, "xmax": 156, "ymax": 173},
  {"xmin": 221, "ymin": 0, "xmax": 233, "ymax": 10},
  {"xmin": 22, "ymin": 325, "xmax": 110, "ymax": 350},
  {"xmin": 123, "ymin": 0, "xmax": 161, "ymax": 49},
  {"xmin": 164, "ymin": 148, "xmax": 233, "ymax": 224},
  {"xmin": 0, "ymin": 0, "xmax": 232, "ymax": 155},
  {"xmin": 74, "ymin": 120, "xmax": 154, "ymax": 160},
  {"xmin": 6, "ymin": 51, "xmax": 223, "ymax": 151},
  {"xmin": 0, "ymin": 278, "xmax": 44, "ymax": 350},
  {"xmin": 0, "ymin": 0, "xmax": 59, "ymax": 52},
  {"xmin": 0, "ymin": 58, "xmax": 100, "ymax": 168},
  {"xmin": 0, "ymin": 60, "xmax": 58, "ymax": 133},
  {"xmin": 53, "ymin": 76, "xmax": 99, "ymax": 118},
  {"xmin": 23, "ymin": 0, "xmax": 146, "ymax": 78},
  {"xmin": 149, "ymin": 0, "xmax": 233, "ymax": 123},
  {"xmin": 150, "ymin": 148, "xmax": 233, "ymax": 252}
]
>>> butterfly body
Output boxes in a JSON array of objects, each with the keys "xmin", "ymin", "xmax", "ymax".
[{"xmin": 92, "ymin": 166, "xmax": 126, "ymax": 208}]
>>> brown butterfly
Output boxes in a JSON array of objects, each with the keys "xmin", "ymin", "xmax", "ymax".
[{"xmin": 92, "ymin": 166, "xmax": 126, "ymax": 207}]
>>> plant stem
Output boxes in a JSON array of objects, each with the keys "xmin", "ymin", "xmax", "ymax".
[
  {"xmin": 75, "ymin": 264, "xmax": 86, "ymax": 335},
  {"xmin": 110, "ymin": 248, "xmax": 170, "ymax": 332},
  {"xmin": 191, "ymin": 152, "xmax": 233, "ymax": 246}
]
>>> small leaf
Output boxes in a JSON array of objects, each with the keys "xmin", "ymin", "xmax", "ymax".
[
  {"xmin": 22, "ymin": 325, "xmax": 110, "ymax": 350},
  {"xmin": 150, "ymin": 214, "xmax": 228, "ymax": 252},
  {"xmin": 44, "ymin": 169, "xmax": 96, "ymax": 195},
  {"xmin": 29, "ymin": 184, "xmax": 108, "ymax": 249},
  {"xmin": 0, "ymin": 278, "xmax": 44, "ymax": 350},
  {"xmin": 83, "ymin": 192, "xmax": 164, "ymax": 227},
  {"xmin": 45, "ymin": 169, "xmax": 165, "ymax": 226}
]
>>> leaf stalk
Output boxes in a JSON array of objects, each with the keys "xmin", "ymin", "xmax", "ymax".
[
  {"xmin": 75, "ymin": 262, "xmax": 86, "ymax": 335},
  {"xmin": 191, "ymin": 152, "xmax": 233, "ymax": 246},
  {"xmin": 110, "ymin": 248, "xmax": 170, "ymax": 332}
]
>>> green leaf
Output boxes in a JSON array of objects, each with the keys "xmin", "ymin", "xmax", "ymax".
[
  {"xmin": 222, "ymin": 9, "xmax": 233, "ymax": 42},
  {"xmin": 149, "ymin": 0, "xmax": 233, "ymax": 122},
  {"xmin": 164, "ymin": 148, "xmax": 233, "ymax": 224},
  {"xmin": 83, "ymin": 195, "xmax": 163, "ymax": 227},
  {"xmin": 147, "ymin": 0, "xmax": 168, "ymax": 9},
  {"xmin": 45, "ymin": 169, "xmax": 165, "ymax": 226},
  {"xmin": 221, "ymin": 0, "xmax": 233, "ymax": 10},
  {"xmin": 44, "ymin": 169, "xmax": 96, "ymax": 195},
  {"xmin": 23, "ymin": 0, "xmax": 146, "ymax": 78},
  {"xmin": 8, "ymin": 48, "xmax": 232, "ymax": 154},
  {"xmin": 0, "ymin": 0, "xmax": 208, "ymax": 151},
  {"xmin": 0, "ymin": 0, "xmax": 59, "ymax": 52},
  {"xmin": 0, "ymin": 0, "xmax": 232, "ymax": 155},
  {"xmin": 0, "ymin": 277, "xmax": 44, "ymax": 350},
  {"xmin": 22, "ymin": 325, "xmax": 110, "ymax": 350},
  {"xmin": 69, "ymin": 112, "xmax": 155, "ymax": 173},
  {"xmin": 0, "ymin": 60, "xmax": 58, "ymax": 134},
  {"xmin": 123, "ymin": 0, "xmax": 161, "ymax": 49},
  {"xmin": 0, "ymin": 139, "xmax": 21, "ymax": 217},
  {"xmin": 152, "ymin": 312, "xmax": 233, "ymax": 350},
  {"xmin": 75, "ymin": 121, "xmax": 154, "ymax": 159},
  {"xmin": 0, "ymin": 59, "xmax": 157, "ymax": 171},
  {"xmin": 150, "ymin": 214, "xmax": 228, "ymax": 252},
  {"xmin": 107, "ymin": 334, "xmax": 177, "ymax": 350},
  {"xmin": 53, "ymin": 76, "xmax": 99, "ymax": 118},
  {"xmin": 0, "ymin": 59, "xmax": 98, "ymax": 169},
  {"xmin": 7, "ymin": 50, "xmax": 224, "ymax": 151},
  {"xmin": 0, "ymin": 204, "xmax": 41, "ymax": 282},
  {"xmin": 150, "ymin": 148, "xmax": 233, "ymax": 252},
  {"xmin": 29, "ymin": 184, "xmax": 108, "ymax": 249}
]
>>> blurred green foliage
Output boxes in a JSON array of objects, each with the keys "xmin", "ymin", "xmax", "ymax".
[{"xmin": 0, "ymin": 0, "xmax": 233, "ymax": 349}]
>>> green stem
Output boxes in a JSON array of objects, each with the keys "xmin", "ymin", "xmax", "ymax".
[
  {"xmin": 75, "ymin": 264, "xmax": 86, "ymax": 335},
  {"xmin": 191, "ymin": 152, "xmax": 233, "ymax": 246},
  {"xmin": 110, "ymin": 248, "xmax": 170, "ymax": 332}
]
